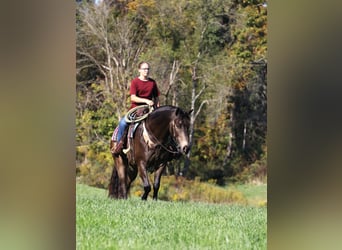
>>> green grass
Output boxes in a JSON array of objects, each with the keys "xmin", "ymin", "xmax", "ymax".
[
  {"xmin": 231, "ymin": 183, "xmax": 267, "ymax": 207},
  {"xmin": 77, "ymin": 184, "xmax": 267, "ymax": 250}
]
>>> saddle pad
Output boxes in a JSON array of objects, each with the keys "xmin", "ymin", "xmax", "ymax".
[
  {"xmin": 111, "ymin": 126, "xmax": 119, "ymax": 142},
  {"xmin": 129, "ymin": 123, "xmax": 140, "ymax": 138},
  {"xmin": 111, "ymin": 123, "xmax": 139, "ymax": 142}
]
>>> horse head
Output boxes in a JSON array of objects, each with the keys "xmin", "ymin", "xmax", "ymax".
[{"xmin": 170, "ymin": 107, "xmax": 192, "ymax": 154}]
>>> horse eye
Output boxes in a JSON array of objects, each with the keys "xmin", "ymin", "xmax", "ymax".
[{"xmin": 174, "ymin": 120, "xmax": 181, "ymax": 128}]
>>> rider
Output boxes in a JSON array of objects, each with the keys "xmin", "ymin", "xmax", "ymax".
[{"xmin": 111, "ymin": 61, "xmax": 160, "ymax": 155}]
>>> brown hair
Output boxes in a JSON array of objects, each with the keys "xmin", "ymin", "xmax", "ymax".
[{"xmin": 138, "ymin": 61, "xmax": 149, "ymax": 69}]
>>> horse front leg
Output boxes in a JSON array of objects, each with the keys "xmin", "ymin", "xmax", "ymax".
[
  {"xmin": 153, "ymin": 164, "xmax": 166, "ymax": 200},
  {"xmin": 138, "ymin": 161, "xmax": 151, "ymax": 200},
  {"xmin": 126, "ymin": 164, "xmax": 138, "ymax": 197}
]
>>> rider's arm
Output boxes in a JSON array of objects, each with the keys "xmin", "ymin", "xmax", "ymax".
[{"xmin": 131, "ymin": 94, "xmax": 154, "ymax": 106}]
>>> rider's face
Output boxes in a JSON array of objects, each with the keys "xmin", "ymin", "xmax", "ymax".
[{"xmin": 139, "ymin": 63, "xmax": 150, "ymax": 77}]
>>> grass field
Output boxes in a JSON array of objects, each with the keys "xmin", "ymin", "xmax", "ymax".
[
  {"xmin": 76, "ymin": 184, "xmax": 267, "ymax": 249},
  {"xmin": 232, "ymin": 183, "xmax": 267, "ymax": 207}
]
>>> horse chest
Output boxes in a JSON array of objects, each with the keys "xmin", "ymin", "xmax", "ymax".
[{"xmin": 146, "ymin": 149, "xmax": 172, "ymax": 172}]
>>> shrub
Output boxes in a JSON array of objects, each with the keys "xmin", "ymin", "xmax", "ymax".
[{"xmin": 130, "ymin": 175, "xmax": 248, "ymax": 204}]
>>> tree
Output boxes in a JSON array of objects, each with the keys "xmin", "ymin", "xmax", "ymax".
[
  {"xmin": 223, "ymin": 0, "xmax": 267, "ymax": 178},
  {"xmin": 76, "ymin": 0, "xmax": 267, "ymax": 186},
  {"xmin": 77, "ymin": 1, "xmax": 153, "ymax": 118}
]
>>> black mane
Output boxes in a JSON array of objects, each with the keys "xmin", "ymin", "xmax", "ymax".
[{"xmin": 149, "ymin": 105, "xmax": 188, "ymax": 119}]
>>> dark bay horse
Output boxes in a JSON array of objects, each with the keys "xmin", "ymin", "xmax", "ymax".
[{"xmin": 109, "ymin": 105, "xmax": 192, "ymax": 200}]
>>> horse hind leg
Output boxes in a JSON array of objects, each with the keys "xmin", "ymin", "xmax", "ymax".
[
  {"xmin": 117, "ymin": 157, "xmax": 128, "ymax": 199},
  {"xmin": 109, "ymin": 156, "xmax": 128, "ymax": 199},
  {"xmin": 108, "ymin": 167, "xmax": 119, "ymax": 198}
]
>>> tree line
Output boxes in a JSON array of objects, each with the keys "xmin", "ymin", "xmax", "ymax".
[{"xmin": 76, "ymin": 0, "xmax": 267, "ymax": 187}]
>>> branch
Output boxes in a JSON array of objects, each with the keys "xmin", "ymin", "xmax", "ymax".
[
  {"xmin": 76, "ymin": 64, "xmax": 95, "ymax": 74},
  {"xmin": 165, "ymin": 60, "xmax": 181, "ymax": 97},
  {"xmin": 194, "ymin": 100, "xmax": 209, "ymax": 121},
  {"xmin": 101, "ymin": 64, "xmax": 111, "ymax": 70},
  {"xmin": 77, "ymin": 50, "xmax": 106, "ymax": 76},
  {"xmin": 178, "ymin": 79, "xmax": 187, "ymax": 87},
  {"xmin": 194, "ymin": 84, "xmax": 206, "ymax": 101}
]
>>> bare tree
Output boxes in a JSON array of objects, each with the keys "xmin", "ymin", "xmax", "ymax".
[
  {"xmin": 180, "ymin": 52, "xmax": 208, "ymax": 175},
  {"xmin": 77, "ymin": 2, "xmax": 150, "ymax": 118},
  {"xmin": 165, "ymin": 60, "xmax": 181, "ymax": 106}
]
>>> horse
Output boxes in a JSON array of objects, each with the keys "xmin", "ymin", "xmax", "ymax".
[{"xmin": 108, "ymin": 105, "xmax": 192, "ymax": 200}]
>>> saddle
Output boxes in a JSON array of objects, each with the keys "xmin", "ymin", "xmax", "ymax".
[
  {"xmin": 123, "ymin": 122, "xmax": 140, "ymax": 154},
  {"xmin": 111, "ymin": 105, "xmax": 153, "ymax": 159}
]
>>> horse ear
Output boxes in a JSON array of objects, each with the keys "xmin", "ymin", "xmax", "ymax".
[{"xmin": 188, "ymin": 109, "xmax": 193, "ymax": 115}]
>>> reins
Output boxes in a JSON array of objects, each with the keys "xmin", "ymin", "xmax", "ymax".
[{"xmin": 143, "ymin": 118, "xmax": 180, "ymax": 154}]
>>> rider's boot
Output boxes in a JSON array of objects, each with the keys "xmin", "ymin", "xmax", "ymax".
[
  {"xmin": 112, "ymin": 127, "xmax": 128, "ymax": 156},
  {"xmin": 110, "ymin": 140, "xmax": 117, "ymax": 154},
  {"xmin": 113, "ymin": 139, "xmax": 124, "ymax": 155}
]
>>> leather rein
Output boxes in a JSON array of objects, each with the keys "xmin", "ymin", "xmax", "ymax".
[{"xmin": 143, "ymin": 119, "xmax": 180, "ymax": 154}]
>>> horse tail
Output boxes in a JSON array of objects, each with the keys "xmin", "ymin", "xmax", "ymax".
[{"xmin": 108, "ymin": 166, "xmax": 119, "ymax": 198}]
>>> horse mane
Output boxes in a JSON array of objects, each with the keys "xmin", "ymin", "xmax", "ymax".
[
  {"xmin": 149, "ymin": 105, "xmax": 188, "ymax": 120},
  {"xmin": 150, "ymin": 105, "xmax": 175, "ymax": 114}
]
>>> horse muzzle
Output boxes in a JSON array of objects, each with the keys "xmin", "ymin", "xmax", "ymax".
[{"xmin": 178, "ymin": 145, "xmax": 189, "ymax": 154}]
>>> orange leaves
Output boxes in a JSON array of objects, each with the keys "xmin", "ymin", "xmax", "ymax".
[{"xmin": 126, "ymin": 0, "xmax": 156, "ymax": 12}]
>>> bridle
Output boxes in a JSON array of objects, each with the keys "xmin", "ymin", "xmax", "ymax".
[{"xmin": 143, "ymin": 117, "xmax": 181, "ymax": 154}]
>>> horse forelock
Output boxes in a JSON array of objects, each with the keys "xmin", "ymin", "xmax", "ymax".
[{"xmin": 175, "ymin": 108, "xmax": 190, "ymax": 128}]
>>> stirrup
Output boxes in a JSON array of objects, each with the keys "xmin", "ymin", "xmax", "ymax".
[{"xmin": 123, "ymin": 146, "xmax": 130, "ymax": 154}]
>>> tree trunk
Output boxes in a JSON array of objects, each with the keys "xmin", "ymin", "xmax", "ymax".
[
  {"xmin": 182, "ymin": 62, "xmax": 207, "ymax": 175},
  {"xmin": 242, "ymin": 121, "xmax": 247, "ymax": 151}
]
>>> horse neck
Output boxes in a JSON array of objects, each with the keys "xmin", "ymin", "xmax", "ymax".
[{"xmin": 146, "ymin": 110, "xmax": 173, "ymax": 140}]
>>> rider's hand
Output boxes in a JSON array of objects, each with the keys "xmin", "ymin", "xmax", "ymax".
[{"xmin": 146, "ymin": 100, "xmax": 154, "ymax": 106}]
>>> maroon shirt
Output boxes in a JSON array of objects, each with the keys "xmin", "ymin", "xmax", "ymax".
[{"xmin": 129, "ymin": 77, "xmax": 160, "ymax": 109}]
